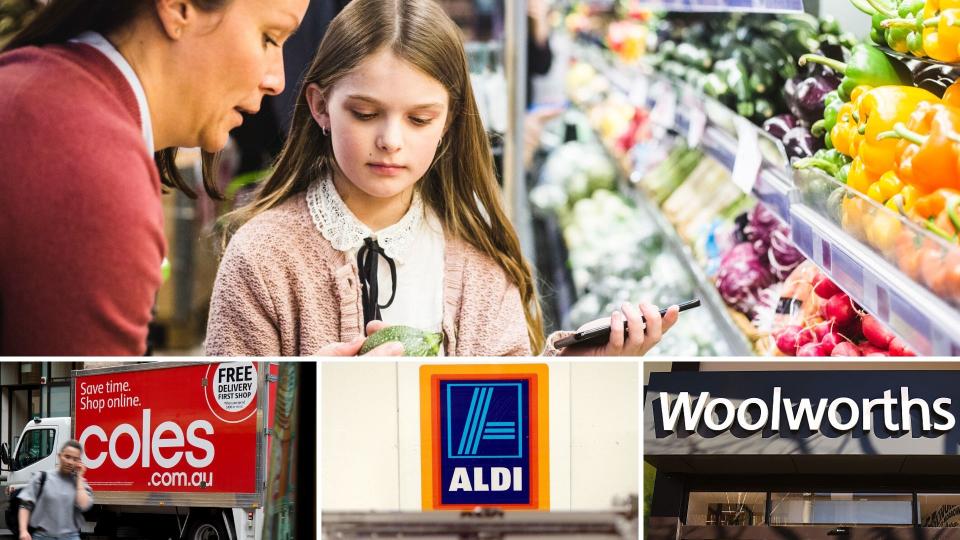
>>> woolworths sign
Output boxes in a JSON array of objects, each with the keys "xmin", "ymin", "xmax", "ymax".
[{"xmin": 645, "ymin": 371, "xmax": 960, "ymax": 457}]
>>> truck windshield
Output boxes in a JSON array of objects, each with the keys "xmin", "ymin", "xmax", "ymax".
[{"xmin": 13, "ymin": 428, "xmax": 55, "ymax": 471}]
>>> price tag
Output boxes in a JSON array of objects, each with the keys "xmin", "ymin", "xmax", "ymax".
[
  {"xmin": 649, "ymin": 84, "xmax": 677, "ymax": 129},
  {"xmin": 684, "ymin": 91, "xmax": 707, "ymax": 148},
  {"xmin": 630, "ymin": 76, "xmax": 650, "ymax": 110},
  {"xmin": 731, "ymin": 116, "xmax": 762, "ymax": 194}
]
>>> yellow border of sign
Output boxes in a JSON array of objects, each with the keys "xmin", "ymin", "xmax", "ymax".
[{"xmin": 419, "ymin": 363, "xmax": 550, "ymax": 511}]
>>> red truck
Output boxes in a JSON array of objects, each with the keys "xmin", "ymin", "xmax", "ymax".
[{"xmin": 2, "ymin": 362, "xmax": 277, "ymax": 540}]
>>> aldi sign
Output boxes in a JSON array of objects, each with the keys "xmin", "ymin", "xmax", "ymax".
[{"xmin": 420, "ymin": 365, "xmax": 549, "ymax": 510}]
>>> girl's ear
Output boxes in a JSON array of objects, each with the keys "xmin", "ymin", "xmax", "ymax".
[{"xmin": 306, "ymin": 83, "xmax": 331, "ymax": 131}]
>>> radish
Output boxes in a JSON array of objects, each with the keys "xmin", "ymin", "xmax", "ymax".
[
  {"xmin": 797, "ymin": 326, "xmax": 817, "ymax": 349},
  {"xmin": 818, "ymin": 332, "xmax": 842, "ymax": 355},
  {"xmin": 825, "ymin": 293, "xmax": 857, "ymax": 328},
  {"xmin": 861, "ymin": 314, "xmax": 895, "ymax": 350},
  {"xmin": 831, "ymin": 341, "xmax": 862, "ymax": 357},
  {"xmin": 840, "ymin": 317, "xmax": 863, "ymax": 341},
  {"xmin": 819, "ymin": 299, "xmax": 830, "ymax": 319},
  {"xmin": 814, "ymin": 275, "xmax": 842, "ymax": 299},
  {"xmin": 775, "ymin": 325, "xmax": 803, "ymax": 355},
  {"xmin": 797, "ymin": 342, "xmax": 824, "ymax": 357},
  {"xmin": 888, "ymin": 337, "xmax": 915, "ymax": 357},
  {"xmin": 811, "ymin": 320, "xmax": 834, "ymax": 341},
  {"xmin": 858, "ymin": 342, "xmax": 887, "ymax": 356}
]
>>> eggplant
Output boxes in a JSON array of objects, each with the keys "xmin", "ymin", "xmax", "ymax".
[
  {"xmin": 782, "ymin": 126, "xmax": 823, "ymax": 160},
  {"xmin": 762, "ymin": 114, "xmax": 797, "ymax": 140},
  {"xmin": 786, "ymin": 75, "xmax": 838, "ymax": 126}
]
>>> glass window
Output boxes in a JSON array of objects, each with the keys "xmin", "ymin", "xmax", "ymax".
[
  {"xmin": 686, "ymin": 492, "xmax": 766, "ymax": 526},
  {"xmin": 918, "ymin": 494, "xmax": 960, "ymax": 527},
  {"xmin": 770, "ymin": 493, "xmax": 912, "ymax": 526},
  {"xmin": 48, "ymin": 386, "xmax": 70, "ymax": 418},
  {"xmin": 49, "ymin": 362, "xmax": 77, "ymax": 381},
  {"xmin": 18, "ymin": 362, "xmax": 41, "ymax": 385},
  {"xmin": 13, "ymin": 428, "xmax": 55, "ymax": 470}
]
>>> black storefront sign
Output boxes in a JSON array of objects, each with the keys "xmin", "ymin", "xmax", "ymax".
[{"xmin": 644, "ymin": 370, "xmax": 960, "ymax": 540}]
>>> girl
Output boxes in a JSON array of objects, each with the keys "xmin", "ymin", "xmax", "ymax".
[
  {"xmin": 205, "ymin": 0, "xmax": 679, "ymax": 356},
  {"xmin": 0, "ymin": 0, "xmax": 309, "ymax": 355}
]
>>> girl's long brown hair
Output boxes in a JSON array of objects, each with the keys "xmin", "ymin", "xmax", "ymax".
[
  {"xmin": 225, "ymin": 0, "xmax": 545, "ymax": 351},
  {"xmin": 2, "ymin": 0, "xmax": 228, "ymax": 200}
]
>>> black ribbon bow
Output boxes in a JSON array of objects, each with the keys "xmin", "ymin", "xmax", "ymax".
[{"xmin": 357, "ymin": 236, "xmax": 397, "ymax": 327}]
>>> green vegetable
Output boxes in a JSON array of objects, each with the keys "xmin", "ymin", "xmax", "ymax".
[
  {"xmin": 799, "ymin": 43, "xmax": 913, "ymax": 101},
  {"xmin": 793, "ymin": 149, "xmax": 852, "ymax": 177},
  {"xmin": 359, "ymin": 326, "xmax": 443, "ymax": 356},
  {"xmin": 812, "ymin": 90, "xmax": 843, "ymax": 140}
]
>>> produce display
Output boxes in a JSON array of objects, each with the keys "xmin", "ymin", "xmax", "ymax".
[
  {"xmin": 646, "ymin": 12, "xmax": 853, "ymax": 127},
  {"xmin": 529, "ymin": 2, "xmax": 948, "ymax": 356},
  {"xmin": 530, "ymin": 121, "xmax": 731, "ymax": 356},
  {"xmin": 763, "ymin": 262, "xmax": 916, "ymax": 356}
]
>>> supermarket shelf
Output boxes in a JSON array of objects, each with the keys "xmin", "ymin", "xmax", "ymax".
[
  {"xmin": 571, "ymin": 42, "xmax": 960, "ymax": 356},
  {"xmin": 695, "ymin": 125, "xmax": 794, "ymax": 224},
  {"xmin": 790, "ymin": 204, "xmax": 960, "ymax": 356},
  {"xmin": 574, "ymin": 44, "xmax": 796, "ymax": 224},
  {"xmin": 627, "ymin": 187, "xmax": 755, "ymax": 357}
]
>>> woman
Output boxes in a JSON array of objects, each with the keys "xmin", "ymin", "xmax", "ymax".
[{"xmin": 0, "ymin": 0, "xmax": 309, "ymax": 355}]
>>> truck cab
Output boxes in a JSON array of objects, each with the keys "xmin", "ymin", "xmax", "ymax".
[
  {"xmin": 0, "ymin": 417, "xmax": 88, "ymax": 534},
  {"xmin": 1, "ymin": 417, "xmax": 72, "ymax": 492}
]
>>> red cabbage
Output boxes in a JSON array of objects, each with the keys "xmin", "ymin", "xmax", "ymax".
[
  {"xmin": 717, "ymin": 242, "xmax": 776, "ymax": 315},
  {"xmin": 768, "ymin": 227, "xmax": 805, "ymax": 279}
]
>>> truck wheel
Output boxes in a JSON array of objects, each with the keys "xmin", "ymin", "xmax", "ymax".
[{"xmin": 186, "ymin": 514, "xmax": 230, "ymax": 540}]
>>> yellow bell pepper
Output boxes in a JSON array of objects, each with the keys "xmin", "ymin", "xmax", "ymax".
[
  {"xmin": 867, "ymin": 171, "xmax": 905, "ymax": 203},
  {"xmin": 842, "ymin": 195, "xmax": 869, "ymax": 240},
  {"xmin": 830, "ymin": 86, "xmax": 872, "ymax": 158},
  {"xmin": 847, "ymin": 156, "xmax": 879, "ymax": 194},
  {"xmin": 856, "ymin": 86, "xmax": 940, "ymax": 178},
  {"xmin": 923, "ymin": 1, "xmax": 960, "ymax": 63},
  {"xmin": 866, "ymin": 206, "xmax": 904, "ymax": 256},
  {"xmin": 885, "ymin": 185, "xmax": 920, "ymax": 214}
]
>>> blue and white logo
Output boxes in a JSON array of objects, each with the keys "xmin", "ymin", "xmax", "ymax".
[
  {"xmin": 446, "ymin": 383, "xmax": 523, "ymax": 459},
  {"xmin": 439, "ymin": 379, "xmax": 530, "ymax": 505}
]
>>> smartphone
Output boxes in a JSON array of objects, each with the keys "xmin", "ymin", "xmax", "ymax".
[{"xmin": 554, "ymin": 299, "xmax": 701, "ymax": 349}]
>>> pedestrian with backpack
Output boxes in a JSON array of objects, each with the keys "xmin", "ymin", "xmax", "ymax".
[{"xmin": 15, "ymin": 440, "xmax": 93, "ymax": 540}]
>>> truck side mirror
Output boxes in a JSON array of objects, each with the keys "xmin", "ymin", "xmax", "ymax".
[{"xmin": 0, "ymin": 442, "xmax": 9, "ymax": 469}]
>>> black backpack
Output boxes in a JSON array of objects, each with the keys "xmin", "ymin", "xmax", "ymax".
[{"xmin": 4, "ymin": 471, "xmax": 46, "ymax": 534}]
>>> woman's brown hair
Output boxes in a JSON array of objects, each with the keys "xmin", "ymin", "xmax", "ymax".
[
  {"xmin": 2, "ymin": 0, "xmax": 229, "ymax": 199},
  {"xmin": 226, "ymin": 0, "xmax": 546, "ymax": 352}
]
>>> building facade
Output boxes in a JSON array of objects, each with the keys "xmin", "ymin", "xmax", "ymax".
[{"xmin": 645, "ymin": 363, "xmax": 960, "ymax": 540}]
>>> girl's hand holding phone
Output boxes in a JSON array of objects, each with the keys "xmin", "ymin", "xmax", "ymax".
[{"xmin": 561, "ymin": 302, "xmax": 680, "ymax": 357}]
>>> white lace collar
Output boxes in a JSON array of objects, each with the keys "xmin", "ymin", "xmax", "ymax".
[{"xmin": 306, "ymin": 174, "xmax": 424, "ymax": 263}]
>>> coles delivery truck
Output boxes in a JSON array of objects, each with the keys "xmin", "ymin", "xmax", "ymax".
[{"xmin": 1, "ymin": 362, "xmax": 278, "ymax": 540}]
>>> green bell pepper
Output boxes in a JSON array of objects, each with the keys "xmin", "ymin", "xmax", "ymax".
[
  {"xmin": 799, "ymin": 43, "xmax": 913, "ymax": 101},
  {"xmin": 812, "ymin": 91, "xmax": 844, "ymax": 140}
]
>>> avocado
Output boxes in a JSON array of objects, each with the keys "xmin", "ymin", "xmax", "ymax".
[{"xmin": 359, "ymin": 325, "xmax": 443, "ymax": 356}]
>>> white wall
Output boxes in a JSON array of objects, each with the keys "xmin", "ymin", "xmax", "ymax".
[
  {"xmin": 819, "ymin": 1, "xmax": 870, "ymax": 40},
  {"xmin": 321, "ymin": 361, "xmax": 638, "ymax": 512}
]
